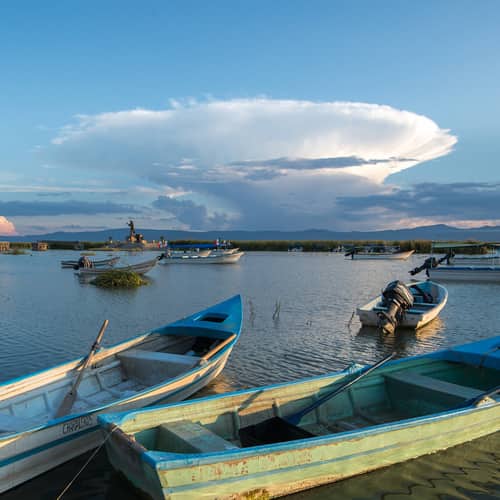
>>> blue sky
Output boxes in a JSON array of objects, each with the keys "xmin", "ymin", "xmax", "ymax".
[{"xmin": 1, "ymin": 0, "xmax": 499, "ymax": 235}]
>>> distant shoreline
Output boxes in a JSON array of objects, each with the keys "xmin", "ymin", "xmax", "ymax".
[{"xmin": 1, "ymin": 239, "xmax": 435, "ymax": 253}]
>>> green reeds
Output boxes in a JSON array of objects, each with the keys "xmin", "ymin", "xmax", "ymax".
[{"xmin": 91, "ymin": 270, "xmax": 148, "ymax": 288}]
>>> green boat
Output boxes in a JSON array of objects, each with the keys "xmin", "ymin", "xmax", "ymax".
[{"xmin": 98, "ymin": 337, "xmax": 500, "ymax": 499}]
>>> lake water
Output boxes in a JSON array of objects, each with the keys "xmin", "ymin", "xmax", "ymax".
[{"xmin": 1, "ymin": 250, "xmax": 499, "ymax": 499}]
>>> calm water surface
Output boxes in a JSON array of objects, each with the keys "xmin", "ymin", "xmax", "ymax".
[{"xmin": 1, "ymin": 250, "xmax": 499, "ymax": 499}]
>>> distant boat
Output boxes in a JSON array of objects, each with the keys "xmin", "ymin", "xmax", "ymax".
[
  {"xmin": 160, "ymin": 251, "xmax": 244, "ymax": 264},
  {"xmin": 357, "ymin": 280, "xmax": 448, "ymax": 333},
  {"xmin": 76, "ymin": 256, "xmax": 160, "ymax": 276},
  {"xmin": 61, "ymin": 256, "xmax": 120, "ymax": 268},
  {"xmin": 345, "ymin": 246, "xmax": 414, "ymax": 260},
  {"xmin": 0, "ymin": 295, "xmax": 242, "ymax": 493},
  {"xmin": 98, "ymin": 336, "xmax": 500, "ymax": 500}
]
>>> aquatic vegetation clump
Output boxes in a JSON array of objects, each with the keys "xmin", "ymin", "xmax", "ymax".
[
  {"xmin": 8, "ymin": 248, "xmax": 27, "ymax": 255},
  {"xmin": 91, "ymin": 270, "xmax": 147, "ymax": 288}
]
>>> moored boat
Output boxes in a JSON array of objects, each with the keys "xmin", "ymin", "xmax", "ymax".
[
  {"xmin": 76, "ymin": 256, "xmax": 161, "ymax": 276},
  {"xmin": 61, "ymin": 256, "xmax": 120, "ymax": 268},
  {"xmin": 357, "ymin": 280, "xmax": 448, "ymax": 332},
  {"xmin": 160, "ymin": 251, "xmax": 244, "ymax": 264},
  {"xmin": 0, "ymin": 295, "xmax": 242, "ymax": 493},
  {"xmin": 345, "ymin": 246, "xmax": 415, "ymax": 260},
  {"xmin": 98, "ymin": 336, "xmax": 500, "ymax": 499}
]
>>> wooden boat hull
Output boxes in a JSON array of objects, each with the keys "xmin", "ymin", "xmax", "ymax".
[
  {"xmin": 357, "ymin": 281, "xmax": 448, "ymax": 329},
  {"xmin": 0, "ymin": 296, "xmax": 242, "ymax": 492},
  {"xmin": 76, "ymin": 257, "xmax": 159, "ymax": 276},
  {"xmin": 98, "ymin": 337, "xmax": 500, "ymax": 499},
  {"xmin": 61, "ymin": 256, "xmax": 120, "ymax": 268},
  {"xmin": 428, "ymin": 266, "xmax": 500, "ymax": 282},
  {"xmin": 349, "ymin": 250, "xmax": 414, "ymax": 260},
  {"xmin": 161, "ymin": 251, "xmax": 244, "ymax": 264}
]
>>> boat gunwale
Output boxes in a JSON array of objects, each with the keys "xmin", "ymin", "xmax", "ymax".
[
  {"xmin": 356, "ymin": 281, "xmax": 448, "ymax": 326},
  {"xmin": 137, "ymin": 400, "xmax": 499, "ymax": 471}
]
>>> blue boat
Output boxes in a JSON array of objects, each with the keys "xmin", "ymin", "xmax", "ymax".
[
  {"xmin": 0, "ymin": 295, "xmax": 242, "ymax": 493},
  {"xmin": 99, "ymin": 336, "xmax": 500, "ymax": 499}
]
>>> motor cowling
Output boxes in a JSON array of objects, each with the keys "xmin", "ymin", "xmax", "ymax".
[{"xmin": 377, "ymin": 281, "xmax": 414, "ymax": 334}]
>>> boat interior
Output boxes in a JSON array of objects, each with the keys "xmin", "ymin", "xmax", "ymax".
[
  {"xmin": 372, "ymin": 281, "xmax": 444, "ymax": 313},
  {"xmin": 129, "ymin": 357, "xmax": 499, "ymax": 453},
  {"xmin": 0, "ymin": 329, "xmax": 229, "ymax": 435}
]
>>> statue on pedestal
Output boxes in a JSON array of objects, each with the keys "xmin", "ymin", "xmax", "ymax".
[{"xmin": 127, "ymin": 220, "xmax": 135, "ymax": 242}]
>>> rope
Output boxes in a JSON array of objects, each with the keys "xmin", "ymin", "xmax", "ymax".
[{"xmin": 56, "ymin": 425, "xmax": 118, "ymax": 500}]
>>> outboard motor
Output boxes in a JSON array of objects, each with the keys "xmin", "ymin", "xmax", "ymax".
[
  {"xmin": 377, "ymin": 281, "xmax": 414, "ymax": 335},
  {"xmin": 409, "ymin": 252, "xmax": 452, "ymax": 277},
  {"xmin": 409, "ymin": 257, "xmax": 437, "ymax": 277}
]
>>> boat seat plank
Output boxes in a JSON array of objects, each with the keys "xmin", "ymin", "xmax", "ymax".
[
  {"xmin": 118, "ymin": 349, "xmax": 199, "ymax": 366},
  {"xmin": 159, "ymin": 420, "xmax": 238, "ymax": 453},
  {"xmin": 385, "ymin": 371, "xmax": 482, "ymax": 400}
]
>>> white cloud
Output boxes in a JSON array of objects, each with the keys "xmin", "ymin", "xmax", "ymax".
[
  {"xmin": 48, "ymin": 98, "xmax": 456, "ymax": 180},
  {"xmin": 0, "ymin": 216, "xmax": 16, "ymax": 235},
  {"xmin": 44, "ymin": 98, "xmax": 457, "ymax": 230}
]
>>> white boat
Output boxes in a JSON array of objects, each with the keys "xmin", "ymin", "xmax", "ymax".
[
  {"xmin": 430, "ymin": 242, "xmax": 500, "ymax": 267},
  {"xmin": 357, "ymin": 280, "xmax": 448, "ymax": 331},
  {"xmin": 0, "ymin": 295, "xmax": 242, "ymax": 493},
  {"xmin": 410, "ymin": 243, "xmax": 500, "ymax": 282},
  {"xmin": 346, "ymin": 246, "xmax": 414, "ymax": 260},
  {"xmin": 76, "ymin": 256, "xmax": 160, "ymax": 277},
  {"xmin": 160, "ymin": 251, "xmax": 244, "ymax": 264}
]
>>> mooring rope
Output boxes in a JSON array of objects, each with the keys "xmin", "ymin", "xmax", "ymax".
[{"xmin": 56, "ymin": 425, "xmax": 118, "ymax": 500}]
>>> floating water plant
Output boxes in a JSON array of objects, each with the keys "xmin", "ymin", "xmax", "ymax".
[{"xmin": 91, "ymin": 270, "xmax": 148, "ymax": 288}]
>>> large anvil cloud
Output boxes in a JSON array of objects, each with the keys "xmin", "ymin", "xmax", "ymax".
[{"xmin": 44, "ymin": 98, "xmax": 457, "ymax": 230}]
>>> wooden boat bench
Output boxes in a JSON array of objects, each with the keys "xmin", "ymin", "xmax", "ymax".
[
  {"xmin": 118, "ymin": 350, "xmax": 200, "ymax": 385},
  {"xmin": 158, "ymin": 420, "xmax": 238, "ymax": 453},
  {"xmin": 385, "ymin": 370, "xmax": 483, "ymax": 412}
]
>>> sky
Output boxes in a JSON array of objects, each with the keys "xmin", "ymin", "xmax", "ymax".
[{"xmin": 1, "ymin": 0, "xmax": 500, "ymax": 236}]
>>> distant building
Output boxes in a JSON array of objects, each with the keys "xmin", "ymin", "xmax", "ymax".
[
  {"xmin": 0, "ymin": 241, "xmax": 10, "ymax": 252},
  {"xmin": 31, "ymin": 241, "xmax": 48, "ymax": 251}
]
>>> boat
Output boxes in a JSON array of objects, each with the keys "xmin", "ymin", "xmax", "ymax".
[
  {"xmin": 345, "ymin": 246, "xmax": 415, "ymax": 260},
  {"xmin": 0, "ymin": 295, "xmax": 242, "ymax": 493},
  {"xmin": 431, "ymin": 242, "xmax": 500, "ymax": 266},
  {"xmin": 98, "ymin": 336, "xmax": 500, "ymax": 499},
  {"xmin": 61, "ymin": 256, "xmax": 120, "ymax": 268},
  {"xmin": 410, "ymin": 243, "xmax": 500, "ymax": 282},
  {"xmin": 160, "ymin": 251, "xmax": 244, "ymax": 265},
  {"xmin": 76, "ymin": 256, "xmax": 161, "ymax": 277},
  {"xmin": 357, "ymin": 280, "xmax": 448, "ymax": 333}
]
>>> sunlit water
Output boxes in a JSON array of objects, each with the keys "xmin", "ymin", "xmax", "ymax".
[{"xmin": 1, "ymin": 250, "xmax": 498, "ymax": 499}]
